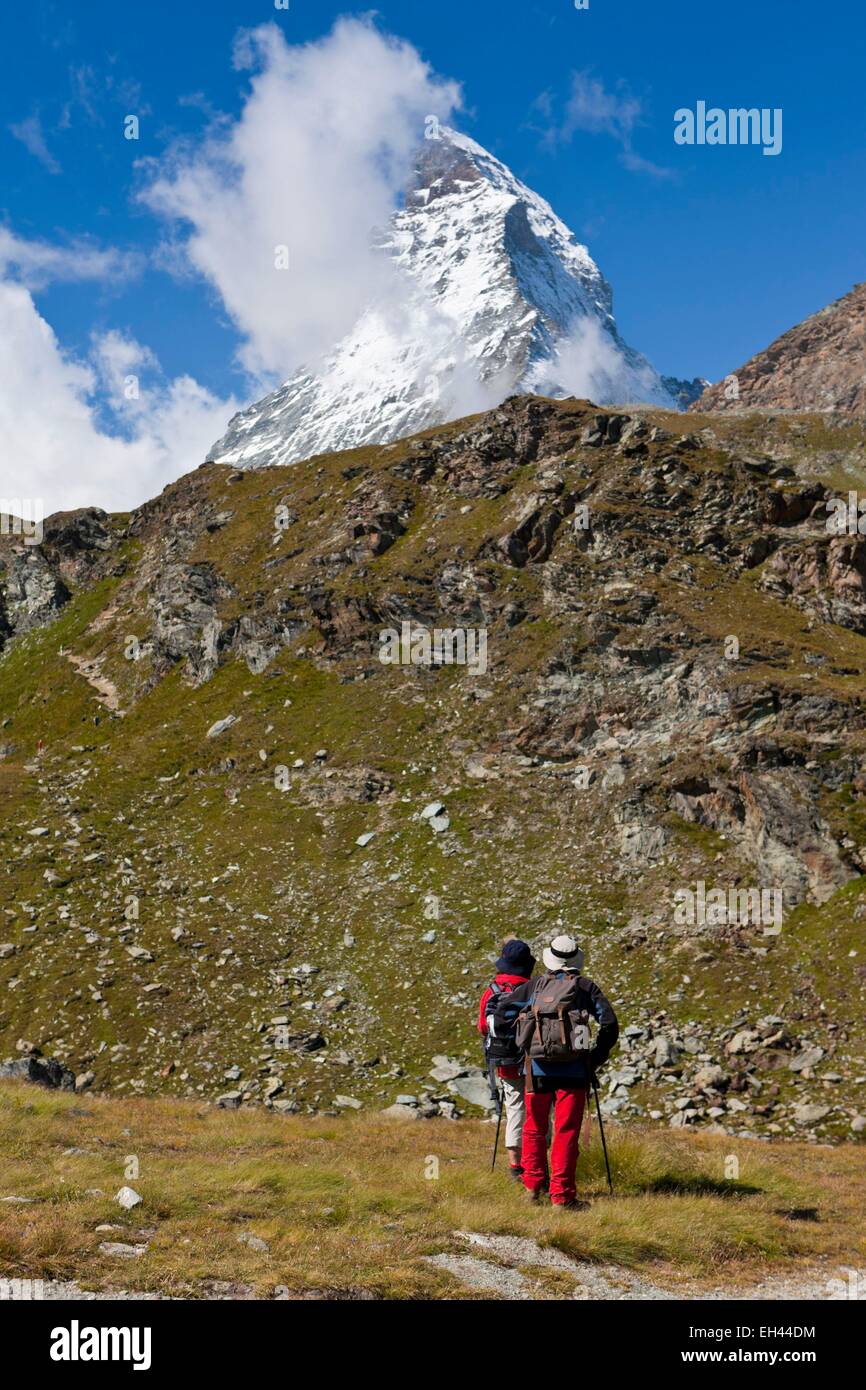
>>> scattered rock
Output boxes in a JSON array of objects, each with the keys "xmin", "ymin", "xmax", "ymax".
[
  {"xmin": 654, "ymin": 1036, "xmax": 680, "ymax": 1069},
  {"xmin": 793, "ymin": 1103, "xmax": 831, "ymax": 1125},
  {"xmin": 693, "ymin": 1065, "xmax": 728, "ymax": 1092},
  {"xmin": 237, "ymin": 1232, "xmax": 270, "ymax": 1253},
  {"xmin": 447, "ymin": 1073, "xmax": 495, "ymax": 1111},
  {"xmin": 216, "ymin": 1091, "xmax": 243, "ymax": 1109},
  {"xmin": 789, "ymin": 1046, "xmax": 825, "ymax": 1073},
  {"xmin": 114, "ymin": 1186, "xmax": 142, "ymax": 1210},
  {"xmin": 206, "ymin": 715, "xmax": 238, "ymax": 740}
]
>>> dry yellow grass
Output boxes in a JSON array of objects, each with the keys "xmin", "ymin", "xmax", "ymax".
[{"xmin": 0, "ymin": 1081, "xmax": 863, "ymax": 1299}]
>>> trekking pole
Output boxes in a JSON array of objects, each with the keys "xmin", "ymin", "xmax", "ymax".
[
  {"xmin": 491, "ymin": 1082, "xmax": 504, "ymax": 1171},
  {"xmin": 591, "ymin": 1073, "xmax": 614, "ymax": 1195}
]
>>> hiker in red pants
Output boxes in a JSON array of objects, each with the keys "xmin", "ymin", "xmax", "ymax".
[{"xmin": 508, "ymin": 934, "xmax": 618, "ymax": 1209}]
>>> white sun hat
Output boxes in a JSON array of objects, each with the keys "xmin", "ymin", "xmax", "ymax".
[{"xmin": 542, "ymin": 934, "xmax": 585, "ymax": 972}]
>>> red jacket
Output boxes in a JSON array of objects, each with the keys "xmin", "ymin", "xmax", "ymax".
[{"xmin": 478, "ymin": 972, "xmax": 531, "ymax": 1079}]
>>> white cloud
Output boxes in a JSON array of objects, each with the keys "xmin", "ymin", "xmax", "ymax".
[
  {"xmin": 9, "ymin": 113, "xmax": 61, "ymax": 173},
  {"xmin": 0, "ymin": 225, "xmax": 140, "ymax": 290},
  {"xmin": 527, "ymin": 316, "xmax": 671, "ymax": 407},
  {"xmin": 141, "ymin": 18, "xmax": 461, "ymax": 382},
  {"xmin": 538, "ymin": 71, "xmax": 673, "ymax": 180},
  {"xmin": 1, "ymin": 18, "xmax": 463, "ymax": 516},
  {"xmin": 0, "ymin": 280, "xmax": 238, "ymax": 513},
  {"xmin": 562, "ymin": 72, "xmax": 642, "ymax": 145}
]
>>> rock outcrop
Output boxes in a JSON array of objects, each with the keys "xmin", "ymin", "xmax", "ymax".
[{"xmin": 692, "ymin": 282, "xmax": 866, "ymax": 416}]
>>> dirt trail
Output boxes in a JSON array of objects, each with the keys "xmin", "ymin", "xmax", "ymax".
[
  {"xmin": 424, "ymin": 1232, "xmax": 866, "ymax": 1301},
  {"xmin": 66, "ymin": 653, "xmax": 123, "ymax": 713},
  {"xmin": 31, "ymin": 1238, "xmax": 865, "ymax": 1301}
]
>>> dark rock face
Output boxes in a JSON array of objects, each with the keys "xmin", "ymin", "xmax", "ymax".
[
  {"xmin": 148, "ymin": 562, "xmax": 236, "ymax": 683},
  {"xmin": 497, "ymin": 488, "xmax": 576, "ymax": 566},
  {"xmin": 671, "ymin": 769, "xmax": 853, "ymax": 905},
  {"xmin": 43, "ymin": 509, "xmax": 113, "ymax": 581},
  {"xmin": 663, "ymin": 376, "xmax": 711, "ymax": 410},
  {"xmin": 0, "ymin": 506, "xmax": 121, "ymax": 649},
  {"xmin": 0, "ymin": 1056, "xmax": 76, "ymax": 1089},
  {"xmin": 760, "ymin": 537, "xmax": 866, "ymax": 633},
  {"xmin": 2, "ymin": 550, "xmax": 70, "ymax": 633},
  {"xmin": 692, "ymin": 282, "xmax": 866, "ymax": 416}
]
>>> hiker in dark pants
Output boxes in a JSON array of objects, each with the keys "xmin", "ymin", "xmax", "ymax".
[
  {"xmin": 508, "ymin": 934, "xmax": 618, "ymax": 1209},
  {"xmin": 478, "ymin": 938, "xmax": 536, "ymax": 1180}
]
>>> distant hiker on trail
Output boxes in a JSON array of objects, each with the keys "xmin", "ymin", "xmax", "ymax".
[
  {"xmin": 478, "ymin": 938, "xmax": 536, "ymax": 1181},
  {"xmin": 501, "ymin": 934, "xmax": 619, "ymax": 1209}
]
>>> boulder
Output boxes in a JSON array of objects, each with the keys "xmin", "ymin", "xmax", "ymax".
[
  {"xmin": 789, "ymin": 1046, "xmax": 825, "ymax": 1073},
  {"xmin": 793, "ymin": 1103, "xmax": 831, "ymax": 1125},
  {"xmin": 693, "ymin": 1064, "xmax": 728, "ymax": 1092},
  {"xmin": 206, "ymin": 715, "xmax": 238, "ymax": 740},
  {"xmin": 448, "ymin": 1073, "xmax": 495, "ymax": 1111},
  {"xmin": 216, "ymin": 1091, "xmax": 243, "ymax": 1109},
  {"xmin": 430, "ymin": 1056, "xmax": 467, "ymax": 1083},
  {"xmin": 114, "ymin": 1186, "xmax": 142, "ymax": 1210},
  {"xmin": 0, "ymin": 1056, "xmax": 75, "ymax": 1090},
  {"xmin": 653, "ymin": 1036, "xmax": 681, "ymax": 1068}
]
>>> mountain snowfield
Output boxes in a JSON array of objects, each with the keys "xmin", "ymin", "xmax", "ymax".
[{"xmin": 209, "ymin": 128, "xmax": 677, "ymax": 469}]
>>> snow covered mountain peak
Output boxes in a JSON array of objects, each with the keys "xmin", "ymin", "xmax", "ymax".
[{"xmin": 209, "ymin": 127, "xmax": 675, "ymax": 469}]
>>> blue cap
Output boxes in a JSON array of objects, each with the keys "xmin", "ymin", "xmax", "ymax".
[{"xmin": 494, "ymin": 939, "xmax": 535, "ymax": 975}]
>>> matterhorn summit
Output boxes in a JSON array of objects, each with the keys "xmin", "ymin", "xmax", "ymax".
[{"xmin": 209, "ymin": 127, "xmax": 676, "ymax": 468}]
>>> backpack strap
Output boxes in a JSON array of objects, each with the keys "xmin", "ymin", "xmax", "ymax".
[
  {"xmin": 484, "ymin": 981, "xmax": 503, "ymax": 1017},
  {"xmin": 531, "ymin": 1001, "xmax": 543, "ymax": 1050}
]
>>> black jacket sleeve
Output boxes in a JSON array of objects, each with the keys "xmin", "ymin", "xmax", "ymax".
[
  {"xmin": 581, "ymin": 976, "xmax": 619, "ymax": 1073},
  {"xmin": 506, "ymin": 979, "xmax": 533, "ymax": 1009}
]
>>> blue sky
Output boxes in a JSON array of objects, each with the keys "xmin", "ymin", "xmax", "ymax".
[{"xmin": 1, "ymin": 0, "xmax": 863, "ymax": 510}]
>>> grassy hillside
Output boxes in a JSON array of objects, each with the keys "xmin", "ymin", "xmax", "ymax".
[
  {"xmin": 0, "ymin": 1080, "xmax": 863, "ymax": 1299},
  {"xmin": 1, "ymin": 396, "xmax": 865, "ymax": 1138}
]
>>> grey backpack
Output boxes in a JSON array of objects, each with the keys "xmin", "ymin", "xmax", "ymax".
[{"xmin": 516, "ymin": 973, "xmax": 592, "ymax": 1063}]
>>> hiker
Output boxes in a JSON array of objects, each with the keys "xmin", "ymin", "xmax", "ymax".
[
  {"xmin": 478, "ymin": 938, "xmax": 536, "ymax": 1181},
  {"xmin": 506, "ymin": 934, "xmax": 618, "ymax": 1209}
]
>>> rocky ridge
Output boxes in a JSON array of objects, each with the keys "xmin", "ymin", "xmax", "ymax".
[{"xmin": 693, "ymin": 282, "xmax": 866, "ymax": 417}]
